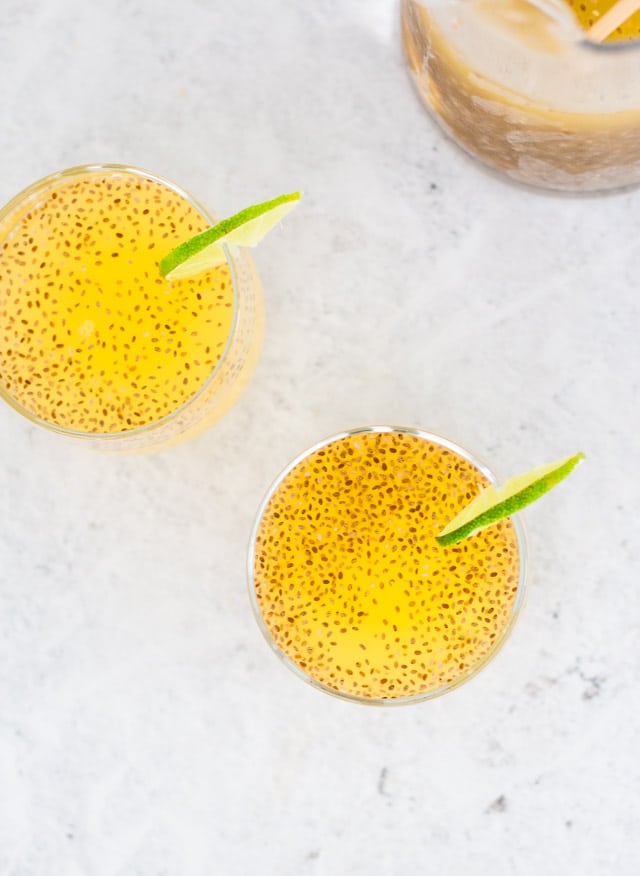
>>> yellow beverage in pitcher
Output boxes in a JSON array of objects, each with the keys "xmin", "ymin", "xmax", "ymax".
[
  {"xmin": 250, "ymin": 427, "xmax": 526, "ymax": 703},
  {"xmin": 565, "ymin": 0, "xmax": 640, "ymax": 40},
  {"xmin": 0, "ymin": 165, "xmax": 262, "ymax": 450}
]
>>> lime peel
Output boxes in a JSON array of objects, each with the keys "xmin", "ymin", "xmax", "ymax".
[
  {"xmin": 436, "ymin": 452, "xmax": 586, "ymax": 547},
  {"xmin": 159, "ymin": 191, "xmax": 302, "ymax": 280}
]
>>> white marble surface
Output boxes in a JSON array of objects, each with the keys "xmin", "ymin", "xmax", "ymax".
[{"xmin": 0, "ymin": 1, "xmax": 639, "ymax": 874}]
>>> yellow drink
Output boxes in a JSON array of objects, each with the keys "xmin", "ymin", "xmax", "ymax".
[
  {"xmin": 0, "ymin": 165, "xmax": 262, "ymax": 450},
  {"xmin": 565, "ymin": 0, "xmax": 640, "ymax": 40},
  {"xmin": 250, "ymin": 428, "xmax": 526, "ymax": 703}
]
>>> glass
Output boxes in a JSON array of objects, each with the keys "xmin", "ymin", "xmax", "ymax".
[
  {"xmin": 401, "ymin": 0, "xmax": 640, "ymax": 192},
  {"xmin": 248, "ymin": 426, "xmax": 527, "ymax": 705},
  {"xmin": 0, "ymin": 164, "xmax": 263, "ymax": 452}
]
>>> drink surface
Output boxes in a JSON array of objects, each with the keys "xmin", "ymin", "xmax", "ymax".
[
  {"xmin": 252, "ymin": 430, "xmax": 522, "ymax": 701},
  {"xmin": 564, "ymin": 0, "xmax": 640, "ymax": 40},
  {"xmin": 0, "ymin": 168, "xmax": 234, "ymax": 433}
]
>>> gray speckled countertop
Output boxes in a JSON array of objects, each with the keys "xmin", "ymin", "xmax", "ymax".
[{"xmin": 0, "ymin": 1, "xmax": 638, "ymax": 874}]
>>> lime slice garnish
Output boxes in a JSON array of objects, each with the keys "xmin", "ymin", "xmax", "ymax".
[
  {"xmin": 436, "ymin": 452, "xmax": 586, "ymax": 547},
  {"xmin": 159, "ymin": 191, "xmax": 302, "ymax": 280}
]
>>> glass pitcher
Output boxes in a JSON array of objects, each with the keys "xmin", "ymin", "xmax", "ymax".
[{"xmin": 401, "ymin": 0, "xmax": 640, "ymax": 191}]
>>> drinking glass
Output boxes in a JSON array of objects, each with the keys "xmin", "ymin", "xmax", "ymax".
[
  {"xmin": 0, "ymin": 165, "xmax": 262, "ymax": 451},
  {"xmin": 249, "ymin": 426, "xmax": 527, "ymax": 705}
]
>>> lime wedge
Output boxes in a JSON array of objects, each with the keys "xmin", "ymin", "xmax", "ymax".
[
  {"xmin": 159, "ymin": 191, "xmax": 302, "ymax": 280},
  {"xmin": 436, "ymin": 452, "xmax": 586, "ymax": 547}
]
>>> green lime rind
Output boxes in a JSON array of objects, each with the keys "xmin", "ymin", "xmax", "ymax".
[
  {"xmin": 159, "ymin": 191, "xmax": 302, "ymax": 280},
  {"xmin": 436, "ymin": 452, "xmax": 586, "ymax": 547}
]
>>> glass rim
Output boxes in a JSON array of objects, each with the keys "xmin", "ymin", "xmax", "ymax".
[
  {"xmin": 0, "ymin": 163, "xmax": 240, "ymax": 440},
  {"xmin": 247, "ymin": 424, "xmax": 528, "ymax": 706},
  {"xmin": 413, "ymin": 0, "xmax": 640, "ymax": 54}
]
